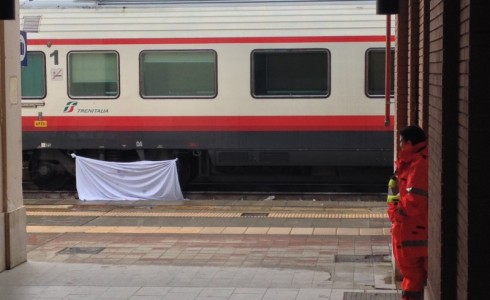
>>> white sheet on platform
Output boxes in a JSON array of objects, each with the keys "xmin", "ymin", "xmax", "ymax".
[{"xmin": 73, "ymin": 154, "xmax": 184, "ymax": 201}]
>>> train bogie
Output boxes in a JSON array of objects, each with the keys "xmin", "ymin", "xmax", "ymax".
[{"xmin": 20, "ymin": 0, "xmax": 395, "ymax": 190}]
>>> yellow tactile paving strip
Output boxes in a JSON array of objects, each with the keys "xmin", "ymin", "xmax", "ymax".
[
  {"xmin": 26, "ymin": 204, "xmax": 391, "ymax": 236},
  {"xmin": 26, "ymin": 225, "xmax": 391, "ymax": 236},
  {"xmin": 26, "ymin": 210, "xmax": 388, "ymax": 219}
]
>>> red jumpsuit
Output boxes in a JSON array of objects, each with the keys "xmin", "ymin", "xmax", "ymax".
[{"xmin": 387, "ymin": 141, "xmax": 428, "ymax": 300}]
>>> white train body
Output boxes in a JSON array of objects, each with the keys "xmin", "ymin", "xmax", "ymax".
[{"xmin": 20, "ymin": 0, "xmax": 394, "ymax": 189}]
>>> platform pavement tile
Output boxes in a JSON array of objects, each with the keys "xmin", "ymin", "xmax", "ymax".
[
  {"xmin": 192, "ymin": 253, "xmax": 214, "ymax": 260},
  {"xmin": 372, "ymin": 245, "xmax": 391, "ymax": 255},
  {"xmin": 221, "ymin": 227, "xmax": 248, "ymax": 234},
  {"xmin": 262, "ymin": 288, "xmax": 299, "ymax": 300},
  {"xmin": 244, "ymin": 227, "xmax": 269, "ymax": 234},
  {"xmin": 119, "ymin": 255, "xmax": 144, "ymax": 264},
  {"xmin": 383, "ymin": 228, "xmax": 392, "ymax": 235},
  {"xmin": 85, "ymin": 226, "xmax": 118, "ymax": 233},
  {"xmin": 134, "ymin": 287, "xmax": 172, "ymax": 296},
  {"xmin": 25, "ymin": 226, "xmax": 47, "ymax": 233},
  {"xmin": 159, "ymin": 252, "xmax": 181, "ymax": 259},
  {"xmin": 197, "ymin": 248, "xmax": 219, "ymax": 255},
  {"xmin": 197, "ymin": 287, "xmax": 234, "ymax": 298},
  {"xmin": 153, "ymin": 227, "xmax": 183, "ymax": 233},
  {"xmin": 141, "ymin": 253, "xmax": 164, "ymax": 260},
  {"xmin": 269, "ymin": 276, "xmax": 294, "ymax": 288},
  {"xmin": 98, "ymin": 286, "xmax": 140, "ymax": 298},
  {"xmin": 330, "ymin": 289, "xmax": 360, "ymax": 300},
  {"xmin": 163, "ymin": 287, "xmax": 202, "ymax": 300},
  {"xmin": 129, "ymin": 296, "xmax": 163, "ymax": 300},
  {"xmin": 108, "ymin": 226, "xmax": 140, "ymax": 233},
  {"xmin": 231, "ymin": 248, "xmax": 251, "ymax": 255},
  {"xmin": 71, "ymin": 286, "xmax": 109, "ymax": 296},
  {"xmin": 229, "ymin": 293, "xmax": 266, "ymax": 300},
  {"xmin": 296, "ymin": 288, "xmax": 333, "ymax": 300},
  {"xmin": 28, "ymin": 226, "xmax": 88, "ymax": 233},
  {"xmin": 27, "ymin": 251, "xmax": 58, "ymax": 261},
  {"xmin": 131, "ymin": 246, "xmax": 156, "ymax": 253},
  {"xmin": 0, "ymin": 286, "xmax": 47, "ymax": 296},
  {"xmin": 53, "ymin": 226, "xmax": 90, "ymax": 233},
  {"xmin": 161, "ymin": 294, "xmax": 199, "ymax": 300},
  {"xmin": 290, "ymin": 227, "xmax": 314, "ymax": 235},
  {"xmin": 374, "ymin": 273, "xmax": 397, "ymax": 290},
  {"xmin": 336, "ymin": 228, "xmax": 360, "ymax": 235},
  {"xmin": 179, "ymin": 227, "xmax": 205, "ymax": 234},
  {"xmin": 267, "ymin": 227, "xmax": 292, "ymax": 235},
  {"xmin": 215, "ymin": 247, "xmax": 235, "ymax": 254},
  {"xmin": 49, "ymin": 255, "xmax": 71, "ymax": 263},
  {"xmin": 134, "ymin": 226, "xmax": 161, "ymax": 233},
  {"xmin": 359, "ymin": 228, "xmax": 385, "ymax": 236},
  {"xmin": 301, "ymin": 249, "xmax": 321, "ymax": 257},
  {"xmin": 200, "ymin": 227, "xmax": 226, "ymax": 234},
  {"xmin": 312, "ymin": 227, "xmax": 337, "ymax": 235},
  {"xmin": 353, "ymin": 270, "xmax": 375, "ymax": 285},
  {"xmin": 176, "ymin": 254, "xmax": 199, "ymax": 261},
  {"xmin": 37, "ymin": 286, "xmax": 79, "ymax": 298},
  {"xmin": 232, "ymin": 287, "xmax": 267, "ymax": 295},
  {"xmin": 231, "ymin": 273, "xmax": 257, "ymax": 285}
]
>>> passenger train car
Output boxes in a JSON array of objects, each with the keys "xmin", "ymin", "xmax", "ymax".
[{"xmin": 20, "ymin": 0, "xmax": 395, "ymax": 190}]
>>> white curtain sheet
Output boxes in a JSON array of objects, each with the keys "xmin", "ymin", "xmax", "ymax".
[{"xmin": 73, "ymin": 154, "xmax": 184, "ymax": 201}]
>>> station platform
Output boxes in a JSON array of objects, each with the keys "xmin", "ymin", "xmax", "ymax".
[{"xmin": 0, "ymin": 197, "xmax": 402, "ymax": 299}]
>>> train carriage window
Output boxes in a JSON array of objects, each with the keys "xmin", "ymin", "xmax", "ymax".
[
  {"xmin": 365, "ymin": 48, "xmax": 395, "ymax": 97},
  {"xmin": 252, "ymin": 49, "xmax": 330, "ymax": 98},
  {"xmin": 68, "ymin": 51, "xmax": 119, "ymax": 98},
  {"xmin": 21, "ymin": 51, "xmax": 46, "ymax": 99},
  {"xmin": 140, "ymin": 50, "xmax": 217, "ymax": 98}
]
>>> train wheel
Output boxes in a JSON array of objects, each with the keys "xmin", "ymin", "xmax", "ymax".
[{"xmin": 29, "ymin": 160, "xmax": 73, "ymax": 190}]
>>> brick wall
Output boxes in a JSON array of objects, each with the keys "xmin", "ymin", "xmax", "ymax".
[
  {"xmin": 399, "ymin": 0, "xmax": 465, "ymax": 299},
  {"xmin": 398, "ymin": 0, "xmax": 490, "ymax": 299}
]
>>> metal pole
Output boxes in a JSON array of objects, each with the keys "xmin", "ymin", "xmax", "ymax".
[{"xmin": 385, "ymin": 14, "xmax": 391, "ymax": 127}]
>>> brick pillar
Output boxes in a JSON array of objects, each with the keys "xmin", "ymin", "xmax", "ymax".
[
  {"xmin": 426, "ymin": 0, "xmax": 460, "ymax": 299},
  {"xmin": 408, "ymin": 0, "xmax": 420, "ymax": 125},
  {"xmin": 419, "ymin": 0, "xmax": 430, "ymax": 131},
  {"xmin": 400, "ymin": 0, "xmax": 489, "ymax": 298},
  {"xmin": 395, "ymin": 0, "xmax": 409, "ymax": 145},
  {"xmin": 457, "ymin": 1, "xmax": 470, "ymax": 298}
]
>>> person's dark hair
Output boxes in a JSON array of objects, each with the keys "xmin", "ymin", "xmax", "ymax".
[{"xmin": 400, "ymin": 125, "xmax": 426, "ymax": 145}]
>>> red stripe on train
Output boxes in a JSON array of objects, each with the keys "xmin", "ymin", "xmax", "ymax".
[
  {"xmin": 23, "ymin": 116, "xmax": 394, "ymax": 132},
  {"xmin": 27, "ymin": 35, "xmax": 396, "ymax": 46}
]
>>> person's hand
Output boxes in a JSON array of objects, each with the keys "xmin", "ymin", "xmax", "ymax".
[{"xmin": 387, "ymin": 193, "xmax": 399, "ymax": 204}]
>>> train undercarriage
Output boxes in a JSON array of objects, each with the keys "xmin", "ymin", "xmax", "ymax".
[{"xmin": 24, "ymin": 148, "xmax": 392, "ymax": 192}]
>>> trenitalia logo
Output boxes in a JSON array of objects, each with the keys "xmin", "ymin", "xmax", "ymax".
[
  {"xmin": 63, "ymin": 101, "xmax": 78, "ymax": 113},
  {"xmin": 62, "ymin": 101, "xmax": 110, "ymax": 114}
]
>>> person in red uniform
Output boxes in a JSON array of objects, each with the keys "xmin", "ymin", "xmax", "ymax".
[{"xmin": 387, "ymin": 125, "xmax": 429, "ymax": 300}]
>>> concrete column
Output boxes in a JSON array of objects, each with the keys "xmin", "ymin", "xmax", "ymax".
[{"xmin": 0, "ymin": 3, "xmax": 27, "ymax": 271}]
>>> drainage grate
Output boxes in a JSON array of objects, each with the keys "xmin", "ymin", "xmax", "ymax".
[
  {"xmin": 240, "ymin": 212, "xmax": 269, "ymax": 217},
  {"xmin": 57, "ymin": 247, "xmax": 105, "ymax": 255},
  {"xmin": 335, "ymin": 254, "xmax": 390, "ymax": 263},
  {"xmin": 343, "ymin": 292, "xmax": 401, "ymax": 300}
]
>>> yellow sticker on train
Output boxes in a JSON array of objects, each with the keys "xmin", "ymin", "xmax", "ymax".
[{"xmin": 34, "ymin": 120, "xmax": 48, "ymax": 127}]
